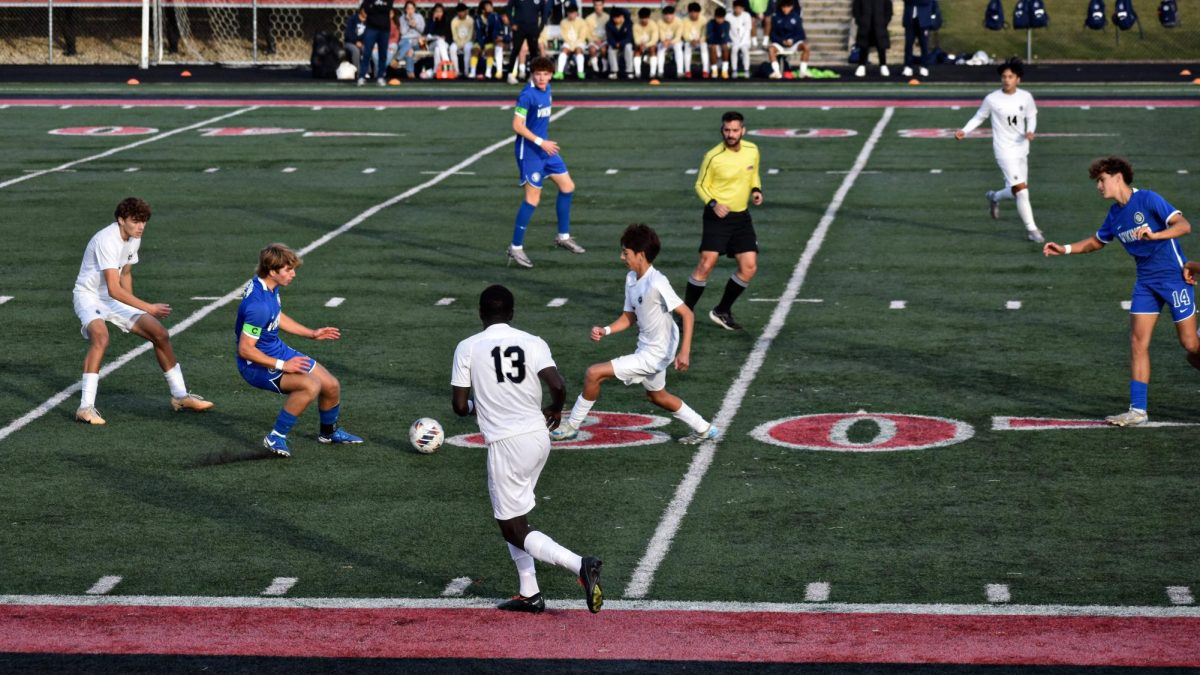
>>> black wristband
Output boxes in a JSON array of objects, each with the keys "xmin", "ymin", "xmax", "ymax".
[{"xmin": 707, "ymin": 199, "xmax": 717, "ymax": 209}]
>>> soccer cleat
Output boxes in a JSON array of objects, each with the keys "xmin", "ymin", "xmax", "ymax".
[
  {"xmin": 679, "ymin": 424, "xmax": 719, "ymax": 445},
  {"xmin": 721, "ymin": 70, "xmax": 729, "ymax": 80},
  {"xmin": 902, "ymin": 66, "xmax": 913, "ymax": 77},
  {"xmin": 708, "ymin": 308, "xmax": 743, "ymax": 331},
  {"xmin": 577, "ymin": 71, "xmax": 586, "ymax": 80},
  {"xmin": 553, "ymin": 71, "xmax": 564, "ymax": 80},
  {"xmin": 1105, "ymin": 407, "xmax": 1148, "ymax": 427},
  {"xmin": 75, "ymin": 406, "xmax": 106, "ymax": 425},
  {"xmin": 919, "ymin": 66, "xmax": 929, "ymax": 77},
  {"xmin": 549, "ymin": 423, "xmax": 578, "ymax": 441},
  {"xmin": 1027, "ymin": 229, "xmax": 1046, "ymax": 244},
  {"xmin": 608, "ymin": 73, "xmax": 618, "ymax": 80},
  {"xmin": 578, "ymin": 556, "xmax": 603, "ymax": 613},
  {"xmin": 506, "ymin": 245, "xmax": 534, "ymax": 268},
  {"xmin": 318, "ymin": 427, "xmax": 364, "ymax": 444},
  {"xmin": 555, "ymin": 237, "xmax": 586, "ymax": 254},
  {"xmin": 262, "ymin": 433, "xmax": 292, "ymax": 457},
  {"xmin": 986, "ymin": 191, "xmax": 1001, "ymax": 219},
  {"xmin": 880, "ymin": 64, "xmax": 890, "ymax": 77},
  {"xmin": 768, "ymin": 71, "xmax": 781, "ymax": 80},
  {"xmin": 507, "ymin": 72, "xmax": 519, "ymax": 85},
  {"xmin": 377, "ymin": 77, "xmax": 387, "ymax": 86},
  {"xmin": 854, "ymin": 64, "xmax": 866, "ymax": 77},
  {"xmin": 497, "ymin": 593, "xmax": 546, "ymax": 613},
  {"xmin": 171, "ymin": 393, "xmax": 214, "ymax": 412},
  {"xmin": 356, "ymin": 78, "xmax": 365, "ymax": 86}
]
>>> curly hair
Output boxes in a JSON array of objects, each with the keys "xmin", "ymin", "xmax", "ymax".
[
  {"xmin": 114, "ymin": 197, "xmax": 152, "ymax": 223},
  {"xmin": 1088, "ymin": 156, "xmax": 1133, "ymax": 185}
]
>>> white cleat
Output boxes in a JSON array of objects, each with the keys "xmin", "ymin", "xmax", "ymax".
[
  {"xmin": 75, "ymin": 406, "xmax": 106, "ymax": 425},
  {"xmin": 880, "ymin": 64, "xmax": 890, "ymax": 77},
  {"xmin": 679, "ymin": 424, "xmax": 719, "ymax": 445},
  {"xmin": 901, "ymin": 66, "xmax": 913, "ymax": 77},
  {"xmin": 171, "ymin": 393, "xmax": 214, "ymax": 412},
  {"xmin": 1105, "ymin": 407, "xmax": 1147, "ymax": 427},
  {"xmin": 854, "ymin": 65, "xmax": 866, "ymax": 77},
  {"xmin": 919, "ymin": 66, "xmax": 929, "ymax": 77},
  {"xmin": 549, "ymin": 423, "xmax": 578, "ymax": 441},
  {"xmin": 555, "ymin": 237, "xmax": 586, "ymax": 254},
  {"xmin": 1026, "ymin": 229, "xmax": 1045, "ymax": 244},
  {"xmin": 506, "ymin": 245, "xmax": 533, "ymax": 268}
]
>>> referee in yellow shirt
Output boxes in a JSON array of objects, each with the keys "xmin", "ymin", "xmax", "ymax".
[{"xmin": 685, "ymin": 110, "xmax": 763, "ymax": 331}]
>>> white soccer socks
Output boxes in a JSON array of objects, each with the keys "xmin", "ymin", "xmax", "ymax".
[
  {"xmin": 523, "ymin": 530, "xmax": 583, "ymax": 576},
  {"xmin": 164, "ymin": 363, "xmax": 188, "ymax": 399},
  {"xmin": 557, "ymin": 52, "xmax": 568, "ymax": 75},
  {"xmin": 1015, "ymin": 189, "xmax": 1037, "ymax": 232},
  {"xmin": 80, "ymin": 372, "xmax": 99, "ymax": 408},
  {"xmin": 672, "ymin": 402, "xmax": 710, "ymax": 434},
  {"xmin": 565, "ymin": 393, "xmax": 595, "ymax": 430},
  {"xmin": 508, "ymin": 542, "xmax": 540, "ymax": 597}
]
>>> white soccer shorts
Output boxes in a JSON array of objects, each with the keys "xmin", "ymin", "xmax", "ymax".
[
  {"xmin": 995, "ymin": 154, "xmax": 1029, "ymax": 190},
  {"xmin": 73, "ymin": 291, "xmax": 144, "ymax": 339},
  {"xmin": 611, "ymin": 350, "xmax": 673, "ymax": 392},
  {"xmin": 770, "ymin": 41, "xmax": 804, "ymax": 55},
  {"xmin": 487, "ymin": 429, "xmax": 551, "ymax": 520}
]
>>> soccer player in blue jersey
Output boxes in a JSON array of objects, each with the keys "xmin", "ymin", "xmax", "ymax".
[
  {"xmin": 1043, "ymin": 156, "xmax": 1199, "ymax": 427},
  {"xmin": 506, "ymin": 55, "xmax": 585, "ymax": 269},
  {"xmin": 235, "ymin": 243, "xmax": 363, "ymax": 456}
]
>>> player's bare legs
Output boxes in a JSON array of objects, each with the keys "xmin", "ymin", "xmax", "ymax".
[
  {"xmin": 690, "ymin": 250, "xmax": 720, "ymax": 284},
  {"xmin": 1172, "ymin": 314, "xmax": 1200, "ymax": 369},
  {"xmin": 646, "ymin": 387, "xmax": 682, "ymax": 412},
  {"xmin": 82, "ymin": 319, "xmax": 109, "ymax": 374},
  {"xmin": 130, "ymin": 313, "xmax": 177, "ymax": 371},
  {"xmin": 580, "ymin": 360, "xmax": 615, "ymax": 401},
  {"xmin": 495, "ymin": 512, "xmax": 600, "ymax": 614},
  {"xmin": 279, "ymin": 369, "xmax": 321, "ymax": 417}
]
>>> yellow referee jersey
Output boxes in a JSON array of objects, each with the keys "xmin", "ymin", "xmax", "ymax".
[{"xmin": 694, "ymin": 141, "xmax": 761, "ymax": 212}]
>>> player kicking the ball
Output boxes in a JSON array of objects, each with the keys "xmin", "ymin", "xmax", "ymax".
[
  {"xmin": 72, "ymin": 197, "xmax": 213, "ymax": 425},
  {"xmin": 451, "ymin": 285, "xmax": 603, "ymax": 614},
  {"xmin": 235, "ymin": 243, "xmax": 362, "ymax": 457},
  {"xmin": 507, "ymin": 55, "xmax": 584, "ymax": 268},
  {"xmin": 1043, "ymin": 156, "xmax": 1199, "ymax": 427},
  {"xmin": 551, "ymin": 224, "xmax": 718, "ymax": 444}
]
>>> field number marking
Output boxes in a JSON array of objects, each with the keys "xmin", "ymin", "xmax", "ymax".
[
  {"xmin": 262, "ymin": 577, "xmax": 298, "ymax": 596},
  {"xmin": 442, "ymin": 577, "xmax": 473, "ymax": 597},
  {"xmin": 85, "ymin": 576, "xmax": 122, "ymax": 595},
  {"xmin": 987, "ymin": 584, "xmax": 1011, "ymax": 603},
  {"xmin": 325, "ymin": 297, "xmax": 345, "ymax": 308}
]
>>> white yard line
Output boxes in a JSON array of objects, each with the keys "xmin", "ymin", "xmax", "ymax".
[
  {"xmin": 804, "ymin": 582, "xmax": 831, "ymax": 602},
  {"xmin": 0, "ymin": 107, "xmax": 574, "ymax": 445},
  {"xmin": 0, "ymin": 106, "xmax": 257, "ymax": 190},
  {"xmin": 84, "ymin": 576, "xmax": 122, "ymax": 595},
  {"xmin": 889, "ymin": 300, "xmax": 906, "ymax": 310},
  {"xmin": 546, "ymin": 298, "xmax": 568, "ymax": 307},
  {"xmin": 325, "ymin": 297, "xmax": 346, "ymax": 308},
  {"xmin": 986, "ymin": 584, "xmax": 1011, "ymax": 603},
  {"xmin": 261, "ymin": 577, "xmax": 298, "ymax": 596},
  {"xmin": 0, "ymin": 296, "xmax": 12, "ymax": 305},
  {"xmin": 3, "ymin": 593, "xmax": 1199, "ymax": 618},
  {"xmin": 1167, "ymin": 586, "xmax": 1194, "ymax": 605},
  {"xmin": 435, "ymin": 297, "xmax": 456, "ymax": 306},
  {"xmin": 623, "ymin": 107, "xmax": 895, "ymax": 599},
  {"xmin": 441, "ymin": 577, "xmax": 473, "ymax": 597}
]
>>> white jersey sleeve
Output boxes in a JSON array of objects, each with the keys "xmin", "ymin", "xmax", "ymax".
[
  {"xmin": 961, "ymin": 98, "xmax": 991, "ymax": 135},
  {"xmin": 652, "ymin": 272, "xmax": 684, "ymax": 312},
  {"xmin": 453, "ymin": 324, "xmax": 557, "ymax": 444},
  {"xmin": 450, "ymin": 339, "xmax": 473, "ymax": 388},
  {"xmin": 74, "ymin": 223, "xmax": 141, "ymax": 298}
]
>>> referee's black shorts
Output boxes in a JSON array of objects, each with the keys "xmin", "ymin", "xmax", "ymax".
[{"xmin": 700, "ymin": 206, "xmax": 758, "ymax": 257}]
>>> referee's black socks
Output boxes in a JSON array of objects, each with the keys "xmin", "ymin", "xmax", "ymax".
[
  {"xmin": 684, "ymin": 277, "xmax": 707, "ymax": 310},
  {"xmin": 714, "ymin": 273, "xmax": 749, "ymax": 313}
]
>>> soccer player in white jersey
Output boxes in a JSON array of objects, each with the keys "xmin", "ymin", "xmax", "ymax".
[
  {"xmin": 728, "ymin": 0, "xmax": 753, "ymax": 79},
  {"xmin": 551, "ymin": 224, "xmax": 718, "ymax": 444},
  {"xmin": 71, "ymin": 198, "xmax": 213, "ymax": 425},
  {"xmin": 452, "ymin": 285, "xmax": 603, "ymax": 614},
  {"xmin": 955, "ymin": 58, "xmax": 1044, "ymax": 243}
]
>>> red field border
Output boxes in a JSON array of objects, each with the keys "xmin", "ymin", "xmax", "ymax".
[
  {"xmin": 1, "ymin": 596, "xmax": 1198, "ymax": 666},
  {"xmin": 1, "ymin": 97, "xmax": 1198, "ymax": 110}
]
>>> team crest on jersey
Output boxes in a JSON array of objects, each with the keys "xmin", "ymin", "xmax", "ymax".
[
  {"xmin": 638, "ymin": 295, "xmax": 643, "ymax": 304},
  {"xmin": 1134, "ymin": 212, "xmax": 1145, "ymax": 225},
  {"xmin": 531, "ymin": 171, "xmax": 541, "ymax": 183}
]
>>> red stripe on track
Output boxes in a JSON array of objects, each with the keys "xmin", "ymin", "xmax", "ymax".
[
  {"xmin": 0, "ymin": 98, "xmax": 1197, "ymax": 109},
  {"xmin": 1, "ymin": 605, "xmax": 1197, "ymax": 666}
]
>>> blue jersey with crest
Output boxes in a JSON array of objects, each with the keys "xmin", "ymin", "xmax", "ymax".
[
  {"xmin": 514, "ymin": 82, "xmax": 552, "ymax": 159},
  {"xmin": 235, "ymin": 277, "xmax": 288, "ymax": 360},
  {"xmin": 1096, "ymin": 188, "xmax": 1186, "ymax": 281}
]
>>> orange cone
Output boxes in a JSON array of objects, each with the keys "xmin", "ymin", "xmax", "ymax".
[
  {"xmin": 1181, "ymin": 69, "xmax": 1192, "ymax": 76},
  {"xmin": 649, "ymin": 78, "xmax": 661, "ymax": 86},
  {"xmin": 180, "ymin": 70, "xmax": 192, "ymax": 77},
  {"xmin": 1193, "ymin": 77, "xmax": 1200, "ymax": 85},
  {"xmin": 907, "ymin": 78, "xmax": 921, "ymax": 85},
  {"xmin": 126, "ymin": 78, "xmax": 140, "ymax": 85},
  {"xmin": 388, "ymin": 78, "xmax": 401, "ymax": 85}
]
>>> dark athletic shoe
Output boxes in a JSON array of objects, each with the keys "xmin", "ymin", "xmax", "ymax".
[
  {"xmin": 497, "ymin": 593, "xmax": 546, "ymax": 613},
  {"xmin": 578, "ymin": 556, "xmax": 603, "ymax": 613},
  {"xmin": 709, "ymin": 308, "xmax": 743, "ymax": 331}
]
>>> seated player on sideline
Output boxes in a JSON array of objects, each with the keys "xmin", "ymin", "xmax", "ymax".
[
  {"xmin": 235, "ymin": 243, "xmax": 363, "ymax": 457},
  {"xmin": 452, "ymin": 284, "xmax": 603, "ymax": 614},
  {"xmin": 1043, "ymin": 156, "xmax": 1200, "ymax": 427},
  {"xmin": 72, "ymin": 197, "xmax": 213, "ymax": 425},
  {"xmin": 551, "ymin": 224, "xmax": 718, "ymax": 445}
]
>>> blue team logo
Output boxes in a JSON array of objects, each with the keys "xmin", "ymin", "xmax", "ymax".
[
  {"xmin": 1134, "ymin": 212, "xmax": 1145, "ymax": 225},
  {"xmin": 638, "ymin": 295, "xmax": 643, "ymax": 305},
  {"xmin": 531, "ymin": 171, "xmax": 541, "ymax": 183}
]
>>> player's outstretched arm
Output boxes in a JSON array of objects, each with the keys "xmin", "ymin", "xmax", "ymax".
[
  {"xmin": 278, "ymin": 312, "xmax": 340, "ymax": 340},
  {"xmin": 102, "ymin": 268, "xmax": 170, "ymax": 318},
  {"xmin": 672, "ymin": 303, "xmax": 693, "ymax": 372},
  {"xmin": 1043, "ymin": 235, "xmax": 1104, "ymax": 257},
  {"xmin": 538, "ymin": 366, "xmax": 567, "ymax": 430},
  {"xmin": 592, "ymin": 312, "xmax": 634, "ymax": 341}
]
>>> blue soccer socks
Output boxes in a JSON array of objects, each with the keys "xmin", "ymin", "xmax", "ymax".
[
  {"xmin": 1129, "ymin": 380, "xmax": 1148, "ymax": 412},
  {"xmin": 272, "ymin": 409, "xmax": 298, "ymax": 438},
  {"xmin": 319, "ymin": 404, "xmax": 340, "ymax": 437},
  {"xmin": 556, "ymin": 191, "xmax": 574, "ymax": 236},
  {"xmin": 512, "ymin": 201, "xmax": 537, "ymax": 247}
]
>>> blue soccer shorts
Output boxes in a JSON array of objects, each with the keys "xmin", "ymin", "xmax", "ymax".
[
  {"xmin": 515, "ymin": 151, "xmax": 568, "ymax": 189},
  {"xmin": 238, "ymin": 344, "xmax": 316, "ymax": 393},
  {"xmin": 1130, "ymin": 276, "xmax": 1196, "ymax": 323}
]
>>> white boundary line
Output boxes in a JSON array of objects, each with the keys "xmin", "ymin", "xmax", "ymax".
[
  {"xmin": 0, "ymin": 107, "xmax": 574, "ymax": 445},
  {"xmin": 2, "ymin": 593, "xmax": 1198, "ymax": 618},
  {"xmin": 623, "ymin": 107, "xmax": 896, "ymax": 599},
  {"xmin": 0, "ymin": 106, "xmax": 257, "ymax": 190}
]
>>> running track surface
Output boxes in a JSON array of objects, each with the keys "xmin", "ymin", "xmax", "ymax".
[
  {"xmin": 0, "ymin": 97, "xmax": 1198, "ymax": 109},
  {"xmin": 2, "ymin": 604, "xmax": 1198, "ymax": 666}
]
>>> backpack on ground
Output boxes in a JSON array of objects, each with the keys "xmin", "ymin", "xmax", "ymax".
[
  {"xmin": 984, "ymin": 0, "xmax": 1006, "ymax": 29},
  {"xmin": 1158, "ymin": 0, "xmax": 1178, "ymax": 27},
  {"xmin": 310, "ymin": 30, "xmax": 341, "ymax": 79},
  {"xmin": 1113, "ymin": 0, "xmax": 1138, "ymax": 29},
  {"xmin": 1085, "ymin": 0, "xmax": 1106, "ymax": 29}
]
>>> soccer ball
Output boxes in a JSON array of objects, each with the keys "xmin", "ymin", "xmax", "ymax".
[{"xmin": 409, "ymin": 418, "xmax": 444, "ymax": 454}]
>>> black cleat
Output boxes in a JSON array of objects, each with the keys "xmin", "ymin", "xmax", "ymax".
[
  {"xmin": 578, "ymin": 556, "xmax": 603, "ymax": 613},
  {"xmin": 497, "ymin": 593, "xmax": 546, "ymax": 613},
  {"xmin": 708, "ymin": 308, "xmax": 743, "ymax": 331}
]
